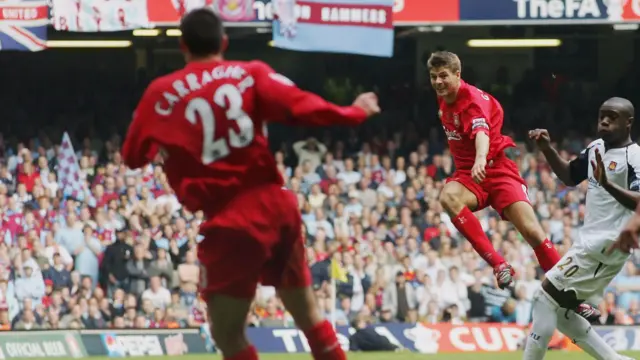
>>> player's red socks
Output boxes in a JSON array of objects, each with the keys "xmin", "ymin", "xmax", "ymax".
[
  {"xmin": 533, "ymin": 238, "xmax": 561, "ymax": 272},
  {"xmin": 303, "ymin": 320, "xmax": 346, "ymax": 360},
  {"xmin": 224, "ymin": 345, "xmax": 259, "ymax": 360},
  {"xmin": 453, "ymin": 207, "xmax": 506, "ymax": 268}
]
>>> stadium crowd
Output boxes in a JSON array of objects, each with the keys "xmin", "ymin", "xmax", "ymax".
[{"xmin": 1, "ymin": 62, "xmax": 640, "ymax": 332}]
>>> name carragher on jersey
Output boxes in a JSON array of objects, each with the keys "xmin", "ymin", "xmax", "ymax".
[{"xmin": 154, "ymin": 65, "xmax": 255, "ymax": 116}]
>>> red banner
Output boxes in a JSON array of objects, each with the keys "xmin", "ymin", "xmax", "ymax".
[
  {"xmin": 146, "ymin": 0, "xmax": 459, "ymax": 25},
  {"xmin": 410, "ymin": 323, "xmax": 524, "ymax": 353},
  {"xmin": 409, "ymin": 323, "xmax": 580, "ymax": 353},
  {"xmin": 392, "ymin": 0, "xmax": 458, "ymax": 24},
  {"xmin": 622, "ymin": 0, "xmax": 640, "ymax": 20},
  {"xmin": 0, "ymin": 5, "xmax": 49, "ymax": 21}
]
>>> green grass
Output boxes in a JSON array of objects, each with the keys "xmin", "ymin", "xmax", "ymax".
[
  {"xmin": 18, "ymin": 352, "xmax": 640, "ymax": 360},
  {"xmin": 87, "ymin": 352, "xmax": 640, "ymax": 360},
  {"xmin": 247, "ymin": 352, "xmax": 638, "ymax": 359}
]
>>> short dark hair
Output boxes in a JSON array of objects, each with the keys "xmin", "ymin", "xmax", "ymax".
[
  {"xmin": 180, "ymin": 8, "xmax": 224, "ymax": 57},
  {"xmin": 427, "ymin": 51, "xmax": 461, "ymax": 72}
]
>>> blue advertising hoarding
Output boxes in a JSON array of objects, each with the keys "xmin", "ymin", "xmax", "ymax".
[{"xmin": 458, "ymin": 0, "xmax": 626, "ymax": 23}]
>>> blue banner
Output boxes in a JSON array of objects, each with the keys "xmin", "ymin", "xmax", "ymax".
[
  {"xmin": 0, "ymin": 0, "xmax": 48, "ymax": 51},
  {"xmin": 459, "ymin": 0, "xmax": 612, "ymax": 21},
  {"xmin": 245, "ymin": 323, "xmax": 413, "ymax": 353},
  {"xmin": 271, "ymin": 0, "xmax": 394, "ymax": 58},
  {"xmin": 599, "ymin": 326, "xmax": 640, "ymax": 352}
]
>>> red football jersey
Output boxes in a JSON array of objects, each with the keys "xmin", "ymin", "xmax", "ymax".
[
  {"xmin": 437, "ymin": 80, "xmax": 516, "ymax": 170},
  {"xmin": 122, "ymin": 60, "xmax": 367, "ymax": 216}
]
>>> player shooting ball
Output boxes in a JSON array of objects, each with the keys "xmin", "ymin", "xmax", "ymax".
[{"xmin": 428, "ymin": 51, "xmax": 599, "ymax": 321}]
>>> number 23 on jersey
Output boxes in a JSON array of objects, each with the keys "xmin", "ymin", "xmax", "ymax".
[{"xmin": 185, "ymin": 84, "xmax": 255, "ymax": 165}]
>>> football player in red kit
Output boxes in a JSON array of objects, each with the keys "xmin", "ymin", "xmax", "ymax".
[
  {"xmin": 122, "ymin": 9, "xmax": 379, "ymax": 360},
  {"xmin": 428, "ymin": 51, "xmax": 599, "ymax": 320}
]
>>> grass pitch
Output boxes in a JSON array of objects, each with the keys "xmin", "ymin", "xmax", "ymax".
[
  {"xmin": 254, "ymin": 352, "xmax": 636, "ymax": 359},
  {"xmin": 97, "ymin": 351, "xmax": 640, "ymax": 359}
]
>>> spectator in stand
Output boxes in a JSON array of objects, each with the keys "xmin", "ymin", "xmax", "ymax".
[
  {"xmin": 338, "ymin": 158, "xmax": 362, "ymax": 186},
  {"xmin": 383, "ymin": 271, "xmax": 418, "ymax": 322},
  {"xmin": 14, "ymin": 307, "xmax": 40, "ymax": 330},
  {"xmin": 82, "ymin": 297, "xmax": 107, "ymax": 329},
  {"xmin": 176, "ymin": 250, "xmax": 198, "ymax": 306},
  {"xmin": 0, "ymin": 306, "xmax": 10, "ymax": 330},
  {"xmin": 14, "ymin": 264, "xmax": 44, "ymax": 308},
  {"xmin": 490, "ymin": 298, "xmax": 517, "ymax": 324},
  {"xmin": 514, "ymin": 285, "xmax": 532, "ymax": 326},
  {"xmin": 45, "ymin": 253, "xmax": 72, "ymax": 289},
  {"xmin": 293, "ymin": 138, "xmax": 327, "ymax": 170},
  {"xmin": 167, "ymin": 290, "xmax": 190, "ymax": 326},
  {"xmin": 100, "ymin": 230, "xmax": 132, "ymax": 297},
  {"xmin": 148, "ymin": 247, "xmax": 174, "ymax": 288},
  {"xmin": 55, "ymin": 213, "xmax": 84, "ymax": 259},
  {"xmin": 141, "ymin": 276, "xmax": 171, "ymax": 310},
  {"xmin": 126, "ymin": 244, "xmax": 150, "ymax": 297},
  {"xmin": 467, "ymin": 273, "xmax": 487, "ymax": 322},
  {"xmin": 44, "ymin": 308, "xmax": 61, "ymax": 329},
  {"xmin": 611, "ymin": 262, "xmax": 640, "ymax": 310},
  {"xmin": 73, "ymin": 225, "xmax": 103, "ymax": 286},
  {"xmin": 17, "ymin": 152, "xmax": 39, "ymax": 194}
]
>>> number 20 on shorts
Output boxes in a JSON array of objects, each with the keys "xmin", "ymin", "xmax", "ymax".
[{"xmin": 556, "ymin": 256, "xmax": 579, "ymax": 278}]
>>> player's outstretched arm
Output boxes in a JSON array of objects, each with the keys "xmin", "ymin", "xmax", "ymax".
[
  {"xmin": 529, "ymin": 129, "xmax": 580, "ymax": 186},
  {"xmin": 252, "ymin": 61, "xmax": 379, "ymax": 126},
  {"xmin": 122, "ymin": 88, "xmax": 157, "ymax": 170}
]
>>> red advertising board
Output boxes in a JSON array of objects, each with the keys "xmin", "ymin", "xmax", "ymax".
[
  {"xmin": 622, "ymin": 0, "xmax": 640, "ymax": 20},
  {"xmin": 146, "ymin": 0, "xmax": 198, "ymax": 25},
  {"xmin": 408, "ymin": 323, "xmax": 579, "ymax": 353},
  {"xmin": 146, "ymin": 0, "xmax": 459, "ymax": 26},
  {"xmin": 409, "ymin": 323, "xmax": 524, "ymax": 353},
  {"xmin": 392, "ymin": 0, "xmax": 458, "ymax": 24}
]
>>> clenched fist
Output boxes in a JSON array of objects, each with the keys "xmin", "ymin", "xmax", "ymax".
[
  {"xmin": 528, "ymin": 129, "xmax": 552, "ymax": 151},
  {"xmin": 353, "ymin": 92, "xmax": 381, "ymax": 117}
]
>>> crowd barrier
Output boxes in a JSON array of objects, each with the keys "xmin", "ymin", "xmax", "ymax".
[{"xmin": 0, "ymin": 324, "xmax": 637, "ymax": 357}]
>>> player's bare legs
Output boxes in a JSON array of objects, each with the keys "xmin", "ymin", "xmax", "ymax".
[
  {"xmin": 503, "ymin": 201, "xmax": 560, "ymax": 271},
  {"xmin": 278, "ymin": 287, "xmax": 346, "ymax": 360},
  {"xmin": 439, "ymin": 181, "xmax": 514, "ymax": 288},
  {"xmin": 503, "ymin": 201, "xmax": 600, "ymax": 321},
  {"xmin": 206, "ymin": 294, "xmax": 258, "ymax": 360}
]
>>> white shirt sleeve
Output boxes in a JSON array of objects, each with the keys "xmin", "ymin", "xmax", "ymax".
[{"xmin": 628, "ymin": 145, "xmax": 640, "ymax": 191}]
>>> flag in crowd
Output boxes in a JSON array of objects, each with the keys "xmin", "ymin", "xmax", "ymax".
[
  {"xmin": 0, "ymin": 0, "xmax": 48, "ymax": 52},
  {"xmin": 330, "ymin": 258, "xmax": 348, "ymax": 282},
  {"xmin": 56, "ymin": 132, "xmax": 87, "ymax": 201},
  {"xmin": 271, "ymin": 0, "xmax": 394, "ymax": 57},
  {"xmin": 51, "ymin": 0, "xmax": 150, "ymax": 32}
]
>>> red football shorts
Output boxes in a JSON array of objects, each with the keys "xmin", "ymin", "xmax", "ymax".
[
  {"xmin": 197, "ymin": 184, "xmax": 311, "ymax": 300},
  {"xmin": 446, "ymin": 155, "xmax": 530, "ymax": 218}
]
